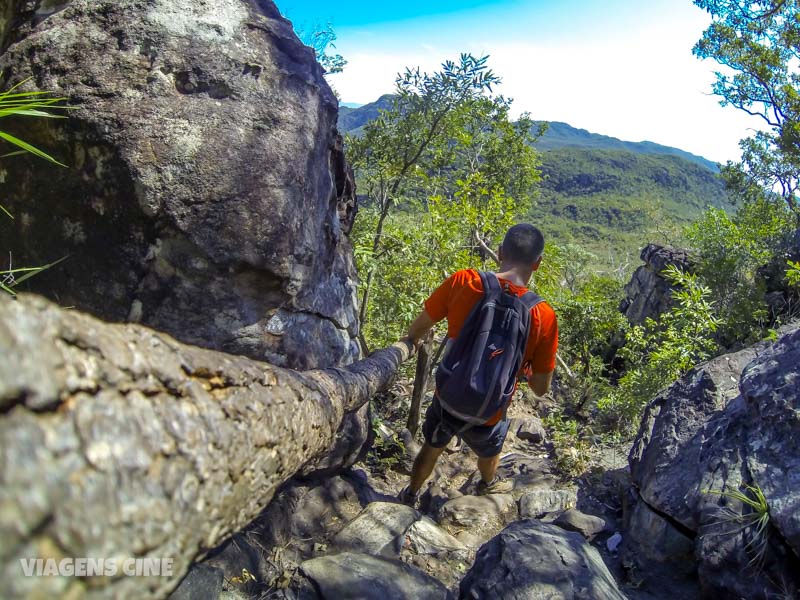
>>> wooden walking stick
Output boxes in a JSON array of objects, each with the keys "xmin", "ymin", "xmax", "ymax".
[{"xmin": 406, "ymin": 331, "xmax": 434, "ymax": 435}]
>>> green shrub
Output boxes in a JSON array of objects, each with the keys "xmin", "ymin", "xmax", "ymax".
[
  {"xmin": 597, "ymin": 265, "xmax": 720, "ymax": 431},
  {"xmin": 552, "ymin": 273, "xmax": 627, "ymax": 413},
  {"xmin": 685, "ymin": 197, "xmax": 795, "ymax": 344},
  {"xmin": 543, "ymin": 412, "xmax": 592, "ymax": 478},
  {"xmin": 787, "ymin": 260, "xmax": 800, "ymax": 290}
]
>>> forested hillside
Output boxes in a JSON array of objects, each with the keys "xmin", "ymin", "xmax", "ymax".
[
  {"xmin": 533, "ymin": 148, "xmax": 729, "ymax": 258},
  {"xmin": 338, "ymin": 94, "xmax": 395, "ymax": 135},
  {"xmin": 339, "ymin": 99, "xmax": 729, "ymax": 261}
]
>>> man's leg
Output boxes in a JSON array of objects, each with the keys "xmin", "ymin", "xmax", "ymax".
[
  {"xmin": 462, "ymin": 418, "xmax": 513, "ymax": 494},
  {"xmin": 409, "ymin": 443, "xmax": 446, "ymax": 493},
  {"xmin": 477, "ymin": 453, "xmax": 500, "ymax": 484}
]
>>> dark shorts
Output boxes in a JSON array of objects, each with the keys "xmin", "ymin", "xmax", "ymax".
[{"xmin": 421, "ymin": 398, "xmax": 510, "ymax": 458}]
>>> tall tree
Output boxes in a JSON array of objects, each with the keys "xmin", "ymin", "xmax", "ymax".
[
  {"xmin": 348, "ymin": 54, "xmax": 542, "ymax": 349},
  {"xmin": 694, "ymin": 0, "xmax": 800, "ymax": 219}
]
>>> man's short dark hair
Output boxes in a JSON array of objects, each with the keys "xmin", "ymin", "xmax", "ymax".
[{"xmin": 502, "ymin": 224, "xmax": 545, "ymax": 265}]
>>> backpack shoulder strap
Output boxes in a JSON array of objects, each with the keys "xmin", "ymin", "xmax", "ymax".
[
  {"xmin": 519, "ymin": 291, "xmax": 545, "ymax": 311},
  {"xmin": 478, "ymin": 270, "xmax": 502, "ymax": 295}
]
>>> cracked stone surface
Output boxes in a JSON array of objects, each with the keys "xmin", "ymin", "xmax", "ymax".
[
  {"xmin": 0, "ymin": 0, "xmax": 358, "ymax": 370},
  {"xmin": 459, "ymin": 520, "xmax": 627, "ymax": 600},
  {"xmin": 624, "ymin": 324, "xmax": 800, "ymax": 599}
]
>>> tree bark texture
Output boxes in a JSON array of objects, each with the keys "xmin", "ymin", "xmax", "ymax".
[{"xmin": 0, "ymin": 294, "xmax": 410, "ymax": 599}]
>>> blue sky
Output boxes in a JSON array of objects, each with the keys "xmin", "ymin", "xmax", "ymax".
[{"xmin": 277, "ymin": 0, "xmax": 756, "ymax": 163}]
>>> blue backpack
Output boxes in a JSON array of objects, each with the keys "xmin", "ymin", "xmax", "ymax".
[{"xmin": 435, "ymin": 271, "xmax": 543, "ymax": 425}]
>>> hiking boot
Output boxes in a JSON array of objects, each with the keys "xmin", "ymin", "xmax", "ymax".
[
  {"xmin": 398, "ymin": 486, "xmax": 419, "ymax": 507},
  {"xmin": 476, "ymin": 476, "xmax": 513, "ymax": 495}
]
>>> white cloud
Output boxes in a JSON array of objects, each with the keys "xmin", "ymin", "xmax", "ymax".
[{"xmin": 331, "ymin": 14, "xmax": 759, "ymax": 163}]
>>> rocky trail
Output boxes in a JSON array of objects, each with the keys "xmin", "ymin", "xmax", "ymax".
[
  {"xmin": 2, "ymin": 1, "xmax": 798, "ymax": 598},
  {"xmin": 171, "ymin": 322, "xmax": 800, "ymax": 600},
  {"xmin": 172, "ymin": 389, "xmax": 665, "ymax": 600}
]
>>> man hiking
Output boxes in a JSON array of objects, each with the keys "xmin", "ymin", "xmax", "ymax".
[{"xmin": 398, "ymin": 223, "xmax": 558, "ymax": 505}]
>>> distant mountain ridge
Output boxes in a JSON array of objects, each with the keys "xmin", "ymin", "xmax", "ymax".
[
  {"xmin": 338, "ymin": 94, "xmax": 395, "ymax": 136},
  {"xmin": 338, "ymin": 96, "xmax": 719, "ymax": 172},
  {"xmin": 536, "ymin": 122, "xmax": 719, "ymax": 172}
]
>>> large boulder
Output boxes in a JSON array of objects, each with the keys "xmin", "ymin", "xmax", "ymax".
[
  {"xmin": 459, "ymin": 520, "xmax": 627, "ymax": 600},
  {"xmin": 0, "ymin": 0, "xmax": 358, "ymax": 370},
  {"xmin": 297, "ymin": 552, "xmax": 452, "ymax": 600},
  {"xmin": 624, "ymin": 325, "xmax": 800, "ymax": 599},
  {"xmin": 620, "ymin": 244, "xmax": 693, "ymax": 325}
]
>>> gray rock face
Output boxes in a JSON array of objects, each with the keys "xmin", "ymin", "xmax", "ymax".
[
  {"xmin": 518, "ymin": 489, "xmax": 577, "ymax": 519},
  {"xmin": 739, "ymin": 328, "xmax": 800, "ymax": 555},
  {"xmin": 553, "ymin": 509, "xmax": 608, "ymax": 541},
  {"xmin": 333, "ymin": 501, "xmax": 467, "ymax": 559},
  {"xmin": 0, "ymin": 0, "xmax": 358, "ymax": 370},
  {"xmin": 628, "ymin": 345, "xmax": 762, "ymax": 528},
  {"xmin": 620, "ymin": 244, "xmax": 693, "ymax": 325},
  {"xmin": 168, "ymin": 564, "xmax": 223, "ymax": 600},
  {"xmin": 298, "ymin": 552, "xmax": 451, "ymax": 600},
  {"xmin": 403, "ymin": 517, "xmax": 466, "ymax": 556},
  {"xmin": 334, "ymin": 502, "xmax": 421, "ymax": 556},
  {"xmin": 254, "ymin": 473, "xmax": 379, "ymax": 556},
  {"xmin": 437, "ymin": 494, "xmax": 515, "ymax": 529},
  {"xmin": 459, "ymin": 520, "xmax": 627, "ymax": 600},
  {"xmin": 624, "ymin": 325, "xmax": 800, "ymax": 599},
  {"xmin": 510, "ymin": 416, "xmax": 546, "ymax": 444}
]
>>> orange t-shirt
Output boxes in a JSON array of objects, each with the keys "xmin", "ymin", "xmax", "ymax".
[{"xmin": 424, "ymin": 269, "xmax": 559, "ymax": 424}]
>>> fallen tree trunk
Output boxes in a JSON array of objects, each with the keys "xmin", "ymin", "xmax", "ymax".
[{"xmin": 0, "ymin": 294, "xmax": 411, "ymax": 599}]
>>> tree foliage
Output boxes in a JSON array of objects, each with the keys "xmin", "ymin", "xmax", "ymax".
[
  {"xmin": 597, "ymin": 266, "xmax": 721, "ymax": 430},
  {"xmin": 685, "ymin": 195, "xmax": 795, "ymax": 343},
  {"xmin": 295, "ymin": 22, "xmax": 347, "ymax": 75},
  {"xmin": 787, "ymin": 259, "xmax": 800, "ymax": 287},
  {"xmin": 348, "ymin": 54, "xmax": 542, "ymax": 348},
  {"xmin": 694, "ymin": 0, "xmax": 800, "ymax": 218}
]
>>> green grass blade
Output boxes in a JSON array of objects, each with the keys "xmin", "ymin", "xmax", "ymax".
[
  {"xmin": 4, "ymin": 109, "xmax": 67, "ymax": 118},
  {"xmin": 0, "ymin": 281, "xmax": 16, "ymax": 296},
  {"xmin": 0, "ymin": 266, "xmax": 53, "ymax": 274},
  {"xmin": 2, "ymin": 77, "xmax": 32, "ymax": 95},
  {"xmin": 0, "ymin": 130, "xmax": 66, "ymax": 167},
  {"xmin": 0, "ymin": 204, "xmax": 12, "ymax": 219},
  {"xmin": 0, "ymin": 106, "xmax": 70, "ymax": 117},
  {"xmin": 9, "ymin": 255, "xmax": 68, "ymax": 286},
  {"xmin": 0, "ymin": 90, "xmax": 59, "ymax": 99}
]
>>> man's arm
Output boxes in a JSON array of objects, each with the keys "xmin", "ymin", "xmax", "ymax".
[
  {"xmin": 401, "ymin": 310, "xmax": 437, "ymax": 350},
  {"xmin": 523, "ymin": 303, "xmax": 558, "ymax": 397},
  {"xmin": 527, "ymin": 370, "xmax": 554, "ymax": 397}
]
